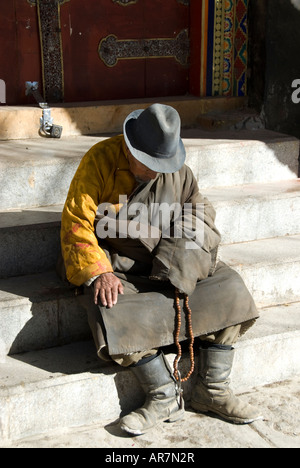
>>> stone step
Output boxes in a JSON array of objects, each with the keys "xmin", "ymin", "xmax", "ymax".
[
  {"xmin": 0, "ymin": 270, "xmax": 91, "ymax": 356},
  {"xmin": 196, "ymin": 107, "xmax": 265, "ymax": 131},
  {"xmin": 0, "ymin": 136, "xmax": 94, "ymax": 210},
  {"xmin": 183, "ymin": 128, "xmax": 299, "ymax": 189},
  {"xmin": 1, "ymin": 181, "xmax": 299, "ymax": 278},
  {"xmin": 0, "ymin": 301, "xmax": 299, "ymax": 442},
  {"xmin": 0, "ymin": 234, "xmax": 299, "ymax": 355},
  {"xmin": 0, "ymin": 96, "xmax": 246, "ymax": 140},
  {"xmin": 204, "ymin": 179, "xmax": 300, "ymax": 244},
  {"xmin": 219, "ymin": 234, "xmax": 300, "ymax": 308},
  {"xmin": 0, "ymin": 205, "xmax": 62, "ymax": 278},
  {"xmin": 0, "ymin": 129, "xmax": 298, "ymax": 210}
]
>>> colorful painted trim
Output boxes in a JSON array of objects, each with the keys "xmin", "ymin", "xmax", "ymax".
[{"xmin": 200, "ymin": 0, "xmax": 248, "ymax": 97}]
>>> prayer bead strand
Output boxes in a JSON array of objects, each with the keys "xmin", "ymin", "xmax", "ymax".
[{"xmin": 173, "ymin": 288, "xmax": 195, "ymax": 383}]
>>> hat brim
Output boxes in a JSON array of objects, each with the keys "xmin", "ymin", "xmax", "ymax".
[{"xmin": 123, "ymin": 109, "xmax": 186, "ymax": 174}]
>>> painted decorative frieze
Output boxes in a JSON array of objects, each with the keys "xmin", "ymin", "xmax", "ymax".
[{"xmin": 199, "ymin": 0, "xmax": 248, "ymax": 97}]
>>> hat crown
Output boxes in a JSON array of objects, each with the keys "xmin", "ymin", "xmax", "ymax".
[
  {"xmin": 123, "ymin": 103, "xmax": 186, "ymax": 173},
  {"xmin": 135, "ymin": 104, "xmax": 180, "ymax": 159}
]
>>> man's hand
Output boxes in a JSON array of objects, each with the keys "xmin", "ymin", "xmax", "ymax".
[{"xmin": 93, "ymin": 272, "xmax": 124, "ymax": 308}]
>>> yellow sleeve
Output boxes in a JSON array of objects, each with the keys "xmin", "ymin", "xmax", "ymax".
[{"xmin": 61, "ymin": 136, "xmax": 130, "ymax": 286}]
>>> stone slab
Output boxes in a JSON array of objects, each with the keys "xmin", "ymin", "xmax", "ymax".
[
  {"xmin": 0, "ymin": 206, "xmax": 62, "ymax": 278},
  {"xmin": 0, "ymin": 96, "xmax": 245, "ymax": 140},
  {"xmin": 0, "ymin": 235, "xmax": 299, "ymax": 354},
  {"xmin": 219, "ymin": 234, "xmax": 300, "ymax": 307},
  {"xmin": 0, "ymin": 271, "xmax": 90, "ymax": 355},
  {"xmin": 0, "ymin": 302, "xmax": 299, "ymax": 443},
  {"xmin": 233, "ymin": 302, "xmax": 300, "ymax": 390},
  {"xmin": 183, "ymin": 128, "xmax": 299, "ymax": 188},
  {"xmin": 0, "ymin": 180, "xmax": 299, "ymax": 278},
  {"xmin": 0, "ymin": 136, "xmax": 97, "ymax": 210},
  {"xmin": 2, "ymin": 377, "xmax": 299, "ymax": 448},
  {"xmin": 204, "ymin": 179, "xmax": 300, "ymax": 244},
  {"xmin": 0, "ymin": 130, "xmax": 298, "ymax": 210}
]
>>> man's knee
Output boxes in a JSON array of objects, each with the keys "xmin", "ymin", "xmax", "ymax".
[
  {"xmin": 199, "ymin": 324, "xmax": 241, "ymax": 346},
  {"xmin": 111, "ymin": 349, "xmax": 159, "ymax": 367}
]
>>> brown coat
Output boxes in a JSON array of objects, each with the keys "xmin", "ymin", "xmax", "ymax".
[{"xmin": 76, "ymin": 154, "xmax": 258, "ymax": 356}]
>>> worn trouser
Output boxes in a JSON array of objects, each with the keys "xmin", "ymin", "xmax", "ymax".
[
  {"xmin": 79, "ymin": 260, "xmax": 258, "ymax": 368},
  {"xmin": 80, "ymin": 284, "xmax": 244, "ymax": 367},
  {"xmin": 111, "ymin": 323, "xmax": 242, "ymax": 367}
]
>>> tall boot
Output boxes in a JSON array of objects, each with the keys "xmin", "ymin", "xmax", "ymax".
[
  {"xmin": 120, "ymin": 352, "xmax": 185, "ymax": 435},
  {"xmin": 191, "ymin": 345, "xmax": 263, "ymax": 424}
]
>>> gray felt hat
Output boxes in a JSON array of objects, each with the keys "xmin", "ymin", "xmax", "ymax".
[{"xmin": 123, "ymin": 103, "xmax": 186, "ymax": 174}]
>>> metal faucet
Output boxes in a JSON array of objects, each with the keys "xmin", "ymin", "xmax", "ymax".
[{"xmin": 25, "ymin": 81, "xmax": 63, "ymax": 138}]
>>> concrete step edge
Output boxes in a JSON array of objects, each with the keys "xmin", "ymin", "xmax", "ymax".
[
  {"xmin": 0, "ymin": 234, "xmax": 300, "ymax": 354},
  {"xmin": 0, "ymin": 180, "xmax": 299, "ymax": 262},
  {"xmin": 0, "ymin": 130, "xmax": 298, "ymax": 210},
  {"xmin": 0, "ymin": 301, "xmax": 299, "ymax": 442},
  {"xmin": 0, "ymin": 97, "xmax": 247, "ymax": 140},
  {"xmin": 218, "ymin": 234, "xmax": 300, "ymax": 307},
  {"xmin": 1, "ymin": 179, "xmax": 299, "ymax": 220}
]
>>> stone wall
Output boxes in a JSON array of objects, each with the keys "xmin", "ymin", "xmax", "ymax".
[{"xmin": 248, "ymin": 0, "xmax": 300, "ymax": 141}]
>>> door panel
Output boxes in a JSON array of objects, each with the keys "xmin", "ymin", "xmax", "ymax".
[
  {"xmin": 0, "ymin": 0, "xmax": 41, "ymax": 105},
  {"xmin": 0, "ymin": 0, "xmax": 190, "ymax": 104},
  {"xmin": 60, "ymin": 0, "xmax": 190, "ymax": 102}
]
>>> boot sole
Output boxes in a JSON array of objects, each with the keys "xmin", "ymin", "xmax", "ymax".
[
  {"xmin": 120, "ymin": 408, "xmax": 185, "ymax": 436},
  {"xmin": 190, "ymin": 401, "xmax": 264, "ymax": 425}
]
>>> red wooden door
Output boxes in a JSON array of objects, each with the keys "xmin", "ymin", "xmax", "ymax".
[
  {"xmin": 0, "ymin": 0, "xmax": 42, "ymax": 105},
  {"xmin": 0, "ymin": 0, "xmax": 190, "ymax": 105},
  {"xmin": 60, "ymin": 0, "xmax": 190, "ymax": 102}
]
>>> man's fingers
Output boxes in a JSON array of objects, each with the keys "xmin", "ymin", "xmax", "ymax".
[
  {"xmin": 94, "ymin": 285, "xmax": 100, "ymax": 305},
  {"xmin": 93, "ymin": 273, "xmax": 124, "ymax": 308},
  {"xmin": 105, "ymin": 289, "xmax": 113, "ymax": 308},
  {"xmin": 111, "ymin": 285, "xmax": 120, "ymax": 306},
  {"xmin": 118, "ymin": 282, "xmax": 124, "ymax": 295},
  {"xmin": 100, "ymin": 288, "xmax": 108, "ymax": 307}
]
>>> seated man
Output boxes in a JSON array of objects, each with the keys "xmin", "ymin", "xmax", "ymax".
[{"xmin": 60, "ymin": 104, "xmax": 263, "ymax": 435}]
